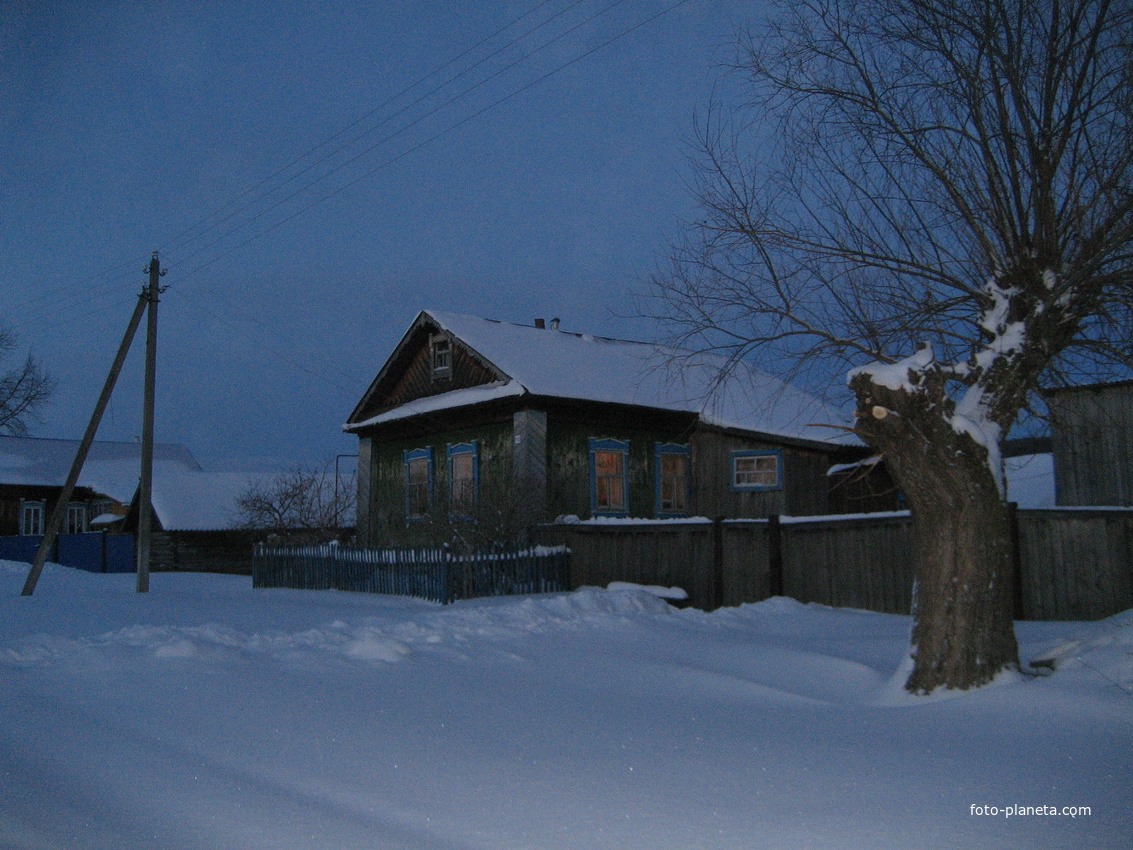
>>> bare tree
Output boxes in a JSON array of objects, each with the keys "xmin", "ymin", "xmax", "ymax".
[
  {"xmin": 649, "ymin": 0, "xmax": 1133, "ymax": 692},
  {"xmin": 0, "ymin": 328, "xmax": 54, "ymax": 436},
  {"xmin": 234, "ymin": 462, "xmax": 356, "ymax": 543}
]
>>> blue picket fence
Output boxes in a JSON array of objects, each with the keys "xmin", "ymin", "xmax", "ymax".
[
  {"xmin": 0, "ymin": 533, "xmax": 136, "ymax": 573},
  {"xmin": 252, "ymin": 543, "xmax": 571, "ymax": 604}
]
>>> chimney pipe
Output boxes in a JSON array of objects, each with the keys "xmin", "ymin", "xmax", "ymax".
[
  {"xmin": 550, "ymin": 318, "xmax": 560, "ymax": 330},
  {"xmin": 534, "ymin": 318, "xmax": 546, "ymax": 329}
]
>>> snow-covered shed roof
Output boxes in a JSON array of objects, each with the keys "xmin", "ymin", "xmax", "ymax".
[
  {"xmin": 0, "ymin": 436, "xmax": 202, "ymax": 503},
  {"xmin": 348, "ymin": 310, "xmax": 856, "ymax": 445},
  {"xmin": 148, "ymin": 471, "xmax": 275, "ymax": 531}
]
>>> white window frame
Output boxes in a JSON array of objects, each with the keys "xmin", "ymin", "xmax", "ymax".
[
  {"xmin": 430, "ymin": 334, "xmax": 452, "ymax": 378},
  {"xmin": 731, "ymin": 450, "xmax": 782, "ymax": 491},
  {"xmin": 20, "ymin": 500, "xmax": 45, "ymax": 536},
  {"xmin": 66, "ymin": 502, "xmax": 89, "ymax": 535}
]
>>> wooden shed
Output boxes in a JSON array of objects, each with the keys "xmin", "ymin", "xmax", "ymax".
[{"xmin": 1046, "ymin": 379, "xmax": 1133, "ymax": 506}]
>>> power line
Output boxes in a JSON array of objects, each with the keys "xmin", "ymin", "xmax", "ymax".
[
  {"xmin": 159, "ymin": 0, "xmax": 572, "ymax": 258},
  {"xmin": 165, "ymin": 288, "xmax": 360, "ymax": 394},
  {"xmin": 15, "ymin": 0, "xmax": 697, "ymax": 395},
  {"xmin": 165, "ymin": 0, "xmax": 626, "ymax": 275},
  {"xmin": 171, "ymin": 0, "xmax": 687, "ymax": 289},
  {"xmin": 8, "ymin": 1, "xmax": 568, "ymax": 333}
]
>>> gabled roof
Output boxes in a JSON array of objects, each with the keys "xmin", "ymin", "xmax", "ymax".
[{"xmin": 347, "ymin": 310, "xmax": 856, "ymax": 445}]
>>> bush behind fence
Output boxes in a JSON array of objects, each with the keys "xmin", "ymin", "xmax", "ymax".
[{"xmin": 253, "ymin": 543, "xmax": 571, "ymax": 604}]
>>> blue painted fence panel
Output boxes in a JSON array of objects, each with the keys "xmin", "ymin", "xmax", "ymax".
[{"xmin": 0, "ymin": 534, "xmax": 136, "ymax": 573}]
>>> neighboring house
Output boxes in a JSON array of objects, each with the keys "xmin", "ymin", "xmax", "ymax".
[
  {"xmin": 1046, "ymin": 379, "xmax": 1133, "ymax": 506},
  {"xmin": 0, "ymin": 435, "xmax": 283, "ymax": 575},
  {"xmin": 0, "ymin": 435, "xmax": 203, "ymax": 537},
  {"xmin": 344, "ymin": 310, "xmax": 861, "ymax": 546},
  {"xmin": 0, "ymin": 435, "xmax": 277, "ymax": 535}
]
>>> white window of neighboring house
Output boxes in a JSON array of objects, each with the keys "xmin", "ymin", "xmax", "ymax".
[
  {"xmin": 66, "ymin": 503, "xmax": 88, "ymax": 534},
  {"xmin": 20, "ymin": 500, "xmax": 45, "ymax": 536},
  {"xmin": 430, "ymin": 335, "xmax": 452, "ymax": 378},
  {"xmin": 731, "ymin": 451, "xmax": 782, "ymax": 490}
]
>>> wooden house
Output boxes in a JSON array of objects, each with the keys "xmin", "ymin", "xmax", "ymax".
[
  {"xmin": 0, "ymin": 435, "xmax": 203, "ymax": 537},
  {"xmin": 345, "ymin": 311, "xmax": 863, "ymax": 546},
  {"xmin": 1046, "ymin": 379, "xmax": 1133, "ymax": 506}
]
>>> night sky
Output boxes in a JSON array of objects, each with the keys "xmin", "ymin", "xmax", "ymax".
[{"xmin": 2, "ymin": 1, "xmax": 757, "ymax": 469}]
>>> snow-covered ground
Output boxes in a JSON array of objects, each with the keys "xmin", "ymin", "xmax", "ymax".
[{"xmin": 2, "ymin": 561, "xmax": 1130, "ymax": 849}]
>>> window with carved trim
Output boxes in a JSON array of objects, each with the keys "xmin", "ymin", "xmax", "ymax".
[
  {"xmin": 404, "ymin": 448, "xmax": 434, "ymax": 519},
  {"xmin": 20, "ymin": 500, "xmax": 44, "ymax": 536},
  {"xmin": 66, "ymin": 502, "xmax": 88, "ymax": 534},
  {"xmin": 655, "ymin": 443, "xmax": 691, "ymax": 516},
  {"xmin": 448, "ymin": 442, "xmax": 478, "ymax": 516},
  {"xmin": 589, "ymin": 438, "xmax": 629, "ymax": 516}
]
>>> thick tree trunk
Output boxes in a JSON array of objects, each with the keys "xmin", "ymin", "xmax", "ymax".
[
  {"xmin": 851, "ymin": 372, "xmax": 1020, "ymax": 693},
  {"xmin": 899, "ymin": 453, "xmax": 1019, "ymax": 693}
]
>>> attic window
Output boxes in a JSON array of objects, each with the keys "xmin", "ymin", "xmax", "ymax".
[{"xmin": 430, "ymin": 335, "xmax": 452, "ymax": 378}]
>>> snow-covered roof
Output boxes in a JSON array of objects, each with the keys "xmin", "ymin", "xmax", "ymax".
[
  {"xmin": 0, "ymin": 436, "xmax": 202, "ymax": 503},
  {"xmin": 149, "ymin": 471, "xmax": 275, "ymax": 531},
  {"xmin": 350, "ymin": 310, "xmax": 856, "ymax": 445},
  {"xmin": 0, "ymin": 436, "xmax": 279, "ymax": 531}
]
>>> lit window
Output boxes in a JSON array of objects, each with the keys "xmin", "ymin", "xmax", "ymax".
[
  {"xmin": 655, "ymin": 444, "xmax": 691, "ymax": 516},
  {"xmin": 19, "ymin": 500, "xmax": 44, "ymax": 536},
  {"xmin": 448, "ymin": 442, "xmax": 478, "ymax": 516},
  {"xmin": 589, "ymin": 438, "xmax": 629, "ymax": 516},
  {"xmin": 404, "ymin": 448, "xmax": 434, "ymax": 519},
  {"xmin": 430, "ymin": 335, "xmax": 451, "ymax": 377},
  {"xmin": 66, "ymin": 503, "xmax": 88, "ymax": 534},
  {"xmin": 732, "ymin": 451, "xmax": 781, "ymax": 490}
]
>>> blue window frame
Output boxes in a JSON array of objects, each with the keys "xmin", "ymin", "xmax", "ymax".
[
  {"xmin": 404, "ymin": 447, "xmax": 434, "ymax": 520},
  {"xmin": 655, "ymin": 443, "xmax": 691, "ymax": 517},
  {"xmin": 589, "ymin": 438, "xmax": 629, "ymax": 517},
  {"xmin": 447, "ymin": 441, "xmax": 479, "ymax": 517},
  {"xmin": 731, "ymin": 449, "xmax": 782, "ymax": 491}
]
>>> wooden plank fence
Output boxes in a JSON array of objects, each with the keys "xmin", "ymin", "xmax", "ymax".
[
  {"xmin": 253, "ymin": 543, "xmax": 571, "ymax": 604},
  {"xmin": 531, "ymin": 509, "xmax": 1133, "ymax": 620}
]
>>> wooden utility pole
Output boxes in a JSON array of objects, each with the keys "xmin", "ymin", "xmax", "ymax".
[
  {"xmin": 136, "ymin": 252, "xmax": 164, "ymax": 593},
  {"xmin": 21, "ymin": 292, "xmax": 150, "ymax": 596}
]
